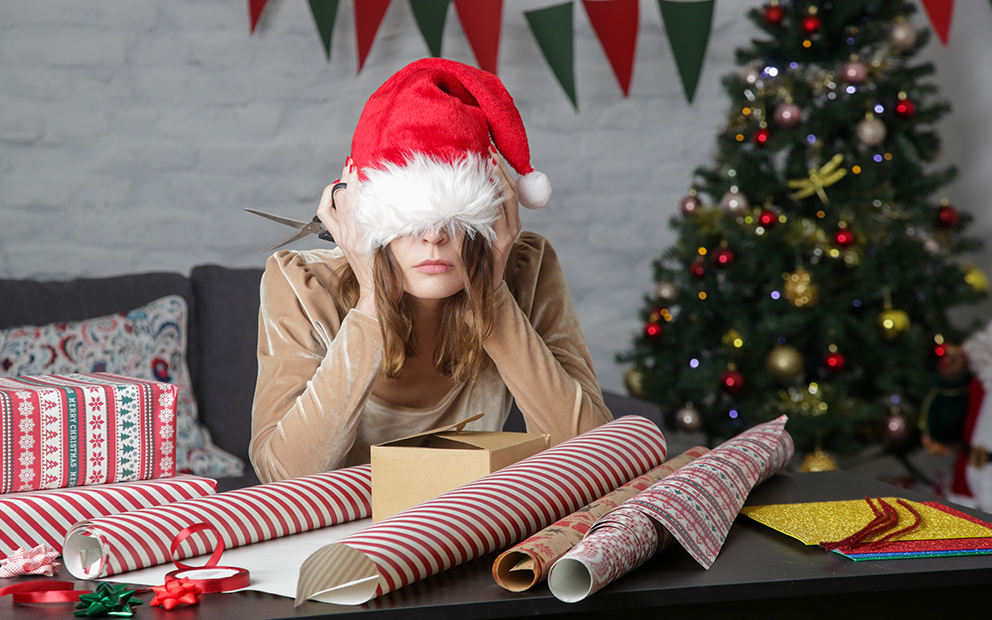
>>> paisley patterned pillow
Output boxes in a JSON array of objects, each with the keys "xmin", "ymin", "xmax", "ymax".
[{"xmin": 0, "ymin": 295, "xmax": 243, "ymax": 478}]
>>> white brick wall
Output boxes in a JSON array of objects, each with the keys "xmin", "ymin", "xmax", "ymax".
[{"xmin": 1, "ymin": 0, "xmax": 991, "ymax": 394}]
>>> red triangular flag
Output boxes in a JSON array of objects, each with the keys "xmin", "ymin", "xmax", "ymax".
[
  {"xmin": 920, "ymin": 0, "xmax": 954, "ymax": 45},
  {"xmin": 249, "ymin": 0, "xmax": 269, "ymax": 34},
  {"xmin": 355, "ymin": 0, "xmax": 392, "ymax": 73},
  {"xmin": 454, "ymin": 0, "xmax": 503, "ymax": 75},
  {"xmin": 582, "ymin": 0, "xmax": 638, "ymax": 96}
]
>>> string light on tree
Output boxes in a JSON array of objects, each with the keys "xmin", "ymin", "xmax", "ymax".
[
  {"xmin": 675, "ymin": 405, "xmax": 703, "ymax": 432},
  {"xmin": 753, "ymin": 127, "xmax": 771, "ymax": 146},
  {"xmin": 712, "ymin": 247, "xmax": 736, "ymax": 268}
]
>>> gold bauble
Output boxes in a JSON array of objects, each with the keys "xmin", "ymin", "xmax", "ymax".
[
  {"xmin": 799, "ymin": 449, "xmax": 838, "ymax": 472},
  {"xmin": 783, "ymin": 268, "xmax": 818, "ymax": 308},
  {"xmin": 767, "ymin": 345, "xmax": 804, "ymax": 379},
  {"xmin": 878, "ymin": 309, "xmax": 910, "ymax": 340},
  {"xmin": 964, "ymin": 266, "xmax": 990, "ymax": 293},
  {"xmin": 624, "ymin": 368, "xmax": 647, "ymax": 399}
]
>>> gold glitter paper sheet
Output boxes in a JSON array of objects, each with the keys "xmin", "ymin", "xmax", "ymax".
[{"xmin": 740, "ymin": 498, "xmax": 992, "ymax": 545}]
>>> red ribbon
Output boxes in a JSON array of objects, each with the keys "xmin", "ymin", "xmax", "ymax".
[
  {"xmin": 164, "ymin": 523, "xmax": 250, "ymax": 593},
  {"xmin": 0, "ymin": 581, "xmax": 86, "ymax": 604}
]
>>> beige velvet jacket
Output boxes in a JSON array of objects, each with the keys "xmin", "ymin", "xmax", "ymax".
[{"xmin": 249, "ymin": 231, "xmax": 613, "ymax": 483}]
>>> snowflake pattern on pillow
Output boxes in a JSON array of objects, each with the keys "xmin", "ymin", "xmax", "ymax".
[{"xmin": 0, "ymin": 296, "xmax": 243, "ymax": 478}]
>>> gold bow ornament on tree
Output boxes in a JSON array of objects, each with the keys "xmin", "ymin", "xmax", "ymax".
[{"xmin": 788, "ymin": 153, "xmax": 848, "ymax": 204}]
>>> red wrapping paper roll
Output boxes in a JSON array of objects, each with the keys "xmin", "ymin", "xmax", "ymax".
[
  {"xmin": 295, "ymin": 416, "xmax": 668, "ymax": 606},
  {"xmin": 62, "ymin": 465, "xmax": 372, "ymax": 579}
]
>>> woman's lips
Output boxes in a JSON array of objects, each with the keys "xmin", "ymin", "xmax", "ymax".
[{"xmin": 414, "ymin": 260, "xmax": 453, "ymax": 274}]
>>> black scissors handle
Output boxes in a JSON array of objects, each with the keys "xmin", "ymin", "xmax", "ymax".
[{"xmin": 315, "ymin": 216, "xmax": 334, "ymax": 243}]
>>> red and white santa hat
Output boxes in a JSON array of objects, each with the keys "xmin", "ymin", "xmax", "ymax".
[{"xmin": 350, "ymin": 58, "xmax": 551, "ymax": 252}]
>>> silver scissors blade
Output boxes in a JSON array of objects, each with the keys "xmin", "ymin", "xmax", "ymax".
[
  {"xmin": 262, "ymin": 227, "xmax": 315, "ymax": 253},
  {"xmin": 244, "ymin": 208, "xmax": 310, "ymax": 229}
]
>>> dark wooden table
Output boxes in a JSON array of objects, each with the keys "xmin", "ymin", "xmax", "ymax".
[{"xmin": 4, "ymin": 470, "xmax": 992, "ymax": 619}]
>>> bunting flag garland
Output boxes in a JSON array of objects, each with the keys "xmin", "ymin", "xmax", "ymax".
[
  {"xmin": 454, "ymin": 0, "xmax": 503, "ymax": 75},
  {"xmin": 657, "ymin": 0, "xmax": 714, "ymax": 103},
  {"xmin": 249, "ymin": 0, "xmax": 269, "ymax": 34},
  {"xmin": 308, "ymin": 0, "xmax": 341, "ymax": 60},
  {"xmin": 582, "ymin": 0, "xmax": 639, "ymax": 97},
  {"xmin": 355, "ymin": 0, "xmax": 392, "ymax": 73},
  {"xmin": 410, "ymin": 0, "xmax": 450, "ymax": 58},
  {"xmin": 920, "ymin": 0, "xmax": 954, "ymax": 46},
  {"xmin": 524, "ymin": 3, "xmax": 577, "ymax": 109}
]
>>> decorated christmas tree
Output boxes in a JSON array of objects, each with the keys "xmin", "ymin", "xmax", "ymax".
[{"xmin": 620, "ymin": 1, "xmax": 988, "ymax": 465}]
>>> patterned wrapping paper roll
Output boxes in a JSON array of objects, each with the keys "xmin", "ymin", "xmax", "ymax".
[
  {"xmin": 0, "ymin": 475, "xmax": 216, "ymax": 559},
  {"xmin": 295, "ymin": 416, "xmax": 668, "ymax": 606},
  {"xmin": 62, "ymin": 465, "xmax": 372, "ymax": 579},
  {"xmin": 492, "ymin": 446, "xmax": 709, "ymax": 592},
  {"xmin": 549, "ymin": 415, "xmax": 794, "ymax": 603}
]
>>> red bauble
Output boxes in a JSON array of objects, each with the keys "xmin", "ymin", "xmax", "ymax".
[
  {"xmin": 833, "ymin": 229, "xmax": 855, "ymax": 247},
  {"xmin": 753, "ymin": 127, "xmax": 771, "ymax": 146},
  {"xmin": 720, "ymin": 369, "xmax": 745, "ymax": 395},
  {"xmin": 936, "ymin": 204, "xmax": 959, "ymax": 228},
  {"xmin": 824, "ymin": 352, "xmax": 846, "ymax": 372},
  {"xmin": 644, "ymin": 321, "xmax": 663, "ymax": 339},
  {"xmin": 758, "ymin": 209, "xmax": 778, "ymax": 228},
  {"xmin": 934, "ymin": 343, "xmax": 947, "ymax": 357},
  {"xmin": 800, "ymin": 14, "xmax": 821, "ymax": 35},
  {"xmin": 895, "ymin": 99, "xmax": 916, "ymax": 118},
  {"xmin": 690, "ymin": 256, "xmax": 706, "ymax": 279},
  {"xmin": 764, "ymin": 4, "xmax": 785, "ymax": 25},
  {"xmin": 711, "ymin": 248, "xmax": 736, "ymax": 268}
]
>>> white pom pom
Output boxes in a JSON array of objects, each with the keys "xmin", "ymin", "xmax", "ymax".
[{"xmin": 517, "ymin": 170, "xmax": 552, "ymax": 209}]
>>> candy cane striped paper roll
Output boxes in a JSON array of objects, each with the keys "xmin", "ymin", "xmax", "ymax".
[
  {"xmin": 492, "ymin": 446, "xmax": 709, "ymax": 592},
  {"xmin": 296, "ymin": 416, "xmax": 668, "ymax": 606},
  {"xmin": 62, "ymin": 465, "xmax": 372, "ymax": 579},
  {"xmin": 549, "ymin": 415, "xmax": 793, "ymax": 603},
  {"xmin": 0, "ymin": 475, "xmax": 216, "ymax": 559}
]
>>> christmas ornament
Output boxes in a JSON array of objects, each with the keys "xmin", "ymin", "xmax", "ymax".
[
  {"xmin": 824, "ymin": 352, "xmax": 846, "ymax": 372},
  {"xmin": 623, "ymin": 368, "xmax": 646, "ymax": 399},
  {"xmin": 643, "ymin": 320, "xmax": 663, "ymax": 339},
  {"xmin": 680, "ymin": 193, "xmax": 702, "ymax": 217},
  {"xmin": 711, "ymin": 247, "xmax": 736, "ymax": 268},
  {"xmin": 800, "ymin": 14, "xmax": 821, "ymax": 35},
  {"xmin": 767, "ymin": 345, "xmax": 804, "ymax": 379},
  {"xmin": 773, "ymin": 102, "xmax": 801, "ymax": 128},
  {"xmin": 675, "ymin": 406, "xmax": 702, "ymax": 432},
  {"xmin": 888, "ymin": 20, "xmax": 917, "ymax": 51},
  {"xmin": 856, "ymin": 117, "xmax": 887, "ymax": 146},
  {"xmin": 758, "ymin": 209, "xmax": 779, "ymax": 228},
  {"xmin": 655, "ymin": 280, "xmax": 680, "ymax": 300},
  {"xmin": 752, "ymin": 127, "xmax": 771, "ymax": 146},
  {"xmin": 150, "ymin": 578, "xmax": 202, "ymax": 610},
  {"xmin": 720, "ymin": 190, "xmax": 749, "ymax": 215},
  {"xmin": 723, "ymin": 329, "xmax": 744, "ymax": 349},
  {"xmin": 895, "ymin": 98, "xmax": 916, "ymax": 118},
  {"xmin": 739, "ymin": 64, "xmax": 761, "ymax": 85},
  {"xmin": 0, "ymin": 544, "xmax": 60, "ymax": 578},
  {"xmin": 833, "ymin": 229, "xmax": 855, "ymax": 247},
  {"xmin": 799, "ymin": 449, "xmax": 838, "ymax": 472},
  {"xmin": 74, "ymin": 583, "xmax": 143, "ymax": 618},
  {"xmin": 787, "ymin": 153, "xmax": 847, "ymax": 204},
  {"xmin": 840, "ymin": 60, "xmax": 867, "ymax": 85},
  {"xmin": 763, "ymin": 3, "xmax": 784, "ymax": 26},
  {"xmin": 783, "ymin": 268, "xmax": 818, "ymax": 308},
  {"xmin": 878, "ymin": 309, "xmax": 910, "ymax": 340},
  {"xmin": 964, "ymin": 266, "xmax": 991, "ymax": 293},
  {"xmin": 885, "ymin": 413, "xmax": 909, "ymax": 442},
  {"xmin": 690, "ymin": 256, "xmax": 706, "ymax": 279},
  {"xmin": 720, "ymin": 368, "xmax": 744, "ymax": 395},
  {"xmin": 936, "ymin": 204, "xmax": 959, "ymax": 228}
]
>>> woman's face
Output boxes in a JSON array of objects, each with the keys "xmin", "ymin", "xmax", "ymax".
[{"xmin": 389, "ymin": 228, "xmax": 467, "ymax": 300}]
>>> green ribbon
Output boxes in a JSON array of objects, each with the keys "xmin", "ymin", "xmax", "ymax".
[{"xmin": 74, "ymin": 583, "xmax": 143, "ymax": 618}]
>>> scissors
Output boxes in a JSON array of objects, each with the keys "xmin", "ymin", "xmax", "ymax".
[{"xmin": 245, "ymin": 182, "xmax": 345, "ymax": 252}]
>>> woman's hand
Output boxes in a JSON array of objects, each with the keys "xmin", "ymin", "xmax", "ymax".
[
  {"xmin": 490, "ymin": 148, "xmax": 521, "ymax": 290},
  {"xmin": 317, "ymin": 158, "xmax": 378, "ymax": 318}
]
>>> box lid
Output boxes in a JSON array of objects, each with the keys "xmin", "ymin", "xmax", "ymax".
[{"xmin": 374, "ymin": 413, "xmax": 548, "ymax": 451}]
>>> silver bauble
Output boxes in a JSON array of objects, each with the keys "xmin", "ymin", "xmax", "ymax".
[
  {"xmin": 739, "ymin": 64, "xmax": 761, "ymax": 85},
  {"xmin": 856, "ymin": 117, "xmax": 887, "ymax": 146},
  {"xmin": 655, "ymin": 281, "xmax": 679, "ymax": 301},
  {"xmin": 675, "ymin": 406, "xmax": 702, "ymax": 432},
  {"xmin": 720, "ymin": 190, "xmax": 749, "ymax": 216},
  {"xmin": 773, "ymin": 102, "xmax": 801, "ymax": 128},
  {"xmin": 888, "ymin": 21, "xmax": 917, "ymax": 51}
]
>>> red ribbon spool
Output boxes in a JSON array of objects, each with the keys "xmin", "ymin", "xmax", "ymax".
[{"xmin": 164, "ymin": 522, "xmax": 251, "ymax": 593}]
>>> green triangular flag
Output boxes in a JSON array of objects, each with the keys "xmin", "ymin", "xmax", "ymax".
[
  {"xmin": 524, "ymin": 2, "xmax": 577, "ymax": 110},
  {"xmin": 308, "ymin": 0, "xmax": 341, "ymax": 61},
  {"xmin": 410, "ymin": 0, "xmax": 449, "ymax": 58},
  {"xmin": 657, "ymin": 0, "xmax": 714, "ymax": 103}
]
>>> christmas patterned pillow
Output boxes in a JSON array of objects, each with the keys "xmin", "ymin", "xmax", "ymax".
[{"xmin": 0, "ymin": 296, "xmax": 243, "ymax": 478}]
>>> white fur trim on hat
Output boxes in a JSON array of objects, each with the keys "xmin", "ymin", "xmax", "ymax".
[{"xmin": 355, "ymin": 153, "xmax": 503, "ymax": 254}]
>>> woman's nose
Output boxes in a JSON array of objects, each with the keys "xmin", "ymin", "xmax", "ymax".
[{"xmin": 421, "ymin": 229, "xmax": 447, "ymax": 245}]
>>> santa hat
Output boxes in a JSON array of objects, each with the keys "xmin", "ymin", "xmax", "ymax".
[{"xmin": 350, "ymin": 58, "xmax": 551, "ymax": 252}]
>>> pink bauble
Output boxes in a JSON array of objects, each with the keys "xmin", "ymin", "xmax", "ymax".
[
  {"xmin": 840, "ymin": 61, "xmax": 867, "ymax": 85},
  {"xmin": 720, "ymin": 190, "xmax": 749, "ymax": 216},
  {"xmin": 773, "ymin": 102, "xmax": 801, "ymax": 128},
  {"xmin": 680, "ymin": 194, "xmax": 702, "ymax": 217},
  {"xmin": 885, "ymin": 414, "xmax": 908, "ymax": 442}
]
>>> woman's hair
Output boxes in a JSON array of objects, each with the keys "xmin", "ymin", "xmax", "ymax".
[{"xmin": 333, "ymin": 233, "xmax": 498, "ymax": 383}]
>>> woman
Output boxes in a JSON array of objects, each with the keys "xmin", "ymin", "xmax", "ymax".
[{"xmin": 250, "ymin": 59, "xmax": 611, "ymax": 483}]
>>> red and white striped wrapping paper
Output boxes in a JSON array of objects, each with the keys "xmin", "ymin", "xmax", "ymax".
[
  {"xmin": 0, "ymin": 474, "xmax": 216, "ymax": 559},
  {"xmin": 548, "ymin": 416, "xmax": 793, "ymax": 603},
  {"xmin": 62, "ymin": 465, "xmax": 372, "ymax": 579},
  {"xmin": 0, "ymin": 373, "xmax": 178, "ymax": 494},
  {"xmin": 295, "ymin": 416, "xmax": 668, "ymax": 606}
]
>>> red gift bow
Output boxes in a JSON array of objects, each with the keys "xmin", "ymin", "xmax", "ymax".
[
  {"xmin": 150, "ymin": 577, "xmax": 202, "ymax": 610},
  {"xmin": 0, "ymin": 544, "xmax": 60, "ymax": 578}
]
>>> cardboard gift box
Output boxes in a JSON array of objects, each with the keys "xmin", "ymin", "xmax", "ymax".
[
  {"xmin": 0, "ymin": 372, "xmax": 178, "ymax": 494},
  {"xmin": 371, "ymin": 414, "xmax": 549, "ymax": 522}
]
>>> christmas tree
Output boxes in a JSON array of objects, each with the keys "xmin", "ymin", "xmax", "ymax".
[{"xmin": 620, "ymin": 1, "xmax": 988, "ymax": 464}]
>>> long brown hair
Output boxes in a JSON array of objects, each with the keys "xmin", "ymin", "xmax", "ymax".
[{"xmin": 333, "ymin": 233, "xmax": 498, "ymax": 383}]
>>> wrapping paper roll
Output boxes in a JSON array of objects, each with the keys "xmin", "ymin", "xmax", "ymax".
[
  {"xmin": 549, "ymin": 416, "xmax": 793, "ymax": 603},
  {"xmin": 296, "ymin": 416, "xmax": 668, "ymax": 606},
  {"xmin": 492, "ymin": 446, "xmax": 709, "ymax": 592},
  {"xmin": 0, "ymin": 475, "xmax": 216, "ymax": 559},
  {"xmin": 63, "ymin": 465, "xmax": 372, "ymax": 579}
]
